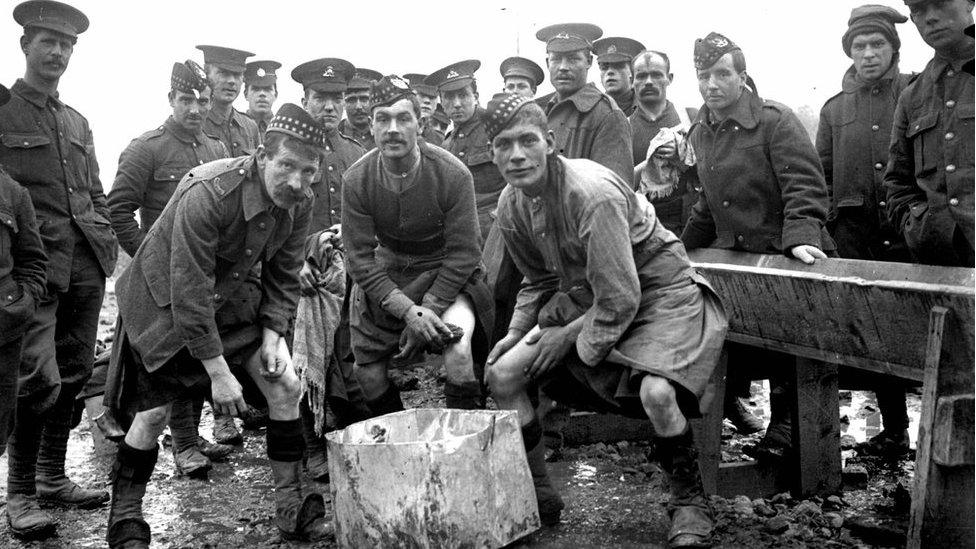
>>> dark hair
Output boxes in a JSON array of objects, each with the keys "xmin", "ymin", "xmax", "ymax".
[
  {"xmin": 22, "ymin": 27, "xmax": 77, "ymax": 46},
  {"xmin": 264, "ymin": 132, "xmax": 325, "ymax": 164},
  {"xmin": 632, "ymin": 50, "xmax": 671, "ymax": 74}
]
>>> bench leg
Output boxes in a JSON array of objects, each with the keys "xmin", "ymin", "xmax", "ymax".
[
  {"xmin": 790, "ymin": 357, "xmax": 841, "ymax": 498},
  {"xmin": 692, "ymin": 347, "xmax": 727, "ymax": 495}
]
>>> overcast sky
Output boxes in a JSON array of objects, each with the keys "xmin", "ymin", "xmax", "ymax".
[{"xmin": 0, "ymin": 0, "xmax": 933, "ymax": 188}]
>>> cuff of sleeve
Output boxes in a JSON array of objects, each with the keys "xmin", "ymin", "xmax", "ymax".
[
  {"xmin": 420, "ymin": 293, "xmax": 452, "ymax": 318},
  {"xmin": 508, "ymin": 312, "xmax": 537, "ymax": 335},
  {"xmin": 782, "ymin": 221, "xmax": 824, "ymax": 252},
  {"xmin": 185, "ymin": 332, "xmax": 224, "ymax": 361},
  {"xmin": 575, "ymin": 337, "xmax": 607, "ymax": 368},
  {"xmin": 381, "ymin": 289, "xmax": 415, "ymax": 319},
  {"xmin": 260, "ymin": 308, "xmax": 291, "ymax": 336}
]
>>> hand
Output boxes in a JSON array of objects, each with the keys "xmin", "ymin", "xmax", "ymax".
[
  {"xmin": 523, "ymin": 325, "xmax": 576, "ymax": 379},
  {"xmin": 299, "ymin": 261, "xmax": 320, "ymax": 295},
  {"xmin": 202, "ymin": 356, "xmax": 247, "ymax": 416},
  {"xmin": 486, "ymin": 329, "xmax": 526, "ymax": 365},
  {"xmin": 651, "ymin": 141, "xmax": 677, "ymax": 160},
  {"xmin": 790, "ymin": 245, "xmax": 827, "ymax": 265},
  {"xmin": 260, "ymin": 329, "xmax": 290, "ymax": 379},
  {"xmin": 394, "ymin": 305, "xmax": 452, "ymax": 359}
]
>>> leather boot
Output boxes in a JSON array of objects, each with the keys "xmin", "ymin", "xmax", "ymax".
[
  {"xmin": 107, "ymin": 442, "xmax": 158, "ymax": 549},
  {"xmin": 522, "ymin": 420, "xmax": 564, "ymax": 526},
  {"xmin": 444, "ymin": 381, "xmax": 486, "ymax": 410},
  {"xmin": 212, "ymin": 410, "xmax": 243, "ymax": 445},
  {"xmin": 269, "ymin": 459, "xmax": 332, "ymax": 541},
  {"xmin": 301, "ymin": 407, "xmax": 329, "ymax": 482},
  {"xmin": 6, "ymin": 405, "xmax": 55, "ymax": 539},
  {"xmin": 744, "ymin": 381, "xmax": 792, "ymax": 461},
  {"xmin": 36, "ymin": 399, "xmax": 110, "ymax": 508},
  {"xmin": 197, "ymin": 437, "xmax": 234, "ymax": 462},
  {"xmin": 6, "ymin": 494, "xmax": 56, "ymax": 540},
  {"xmin": 657, "ymin": 426, "xmax": 713, "ymax": 548},
  {"xmin": 172, "ymin": 445, "xmax": 212, "ymax": 479},
  {"xmin": 169, "ymin": 396, "xmax": 212, "ymax": 478},
  {"xmin": 241, "ymin": 405, "xmax": 269, "ymax": 430},
  {"xmin": 724, "ymin": 396, "xmax": 764, "ymax": 435}
]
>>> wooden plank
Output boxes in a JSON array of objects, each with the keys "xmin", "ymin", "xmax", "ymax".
[
  {"xmin": 931, "ymin": 394, "xmax": 975, "ymax": 467},
  {"xmin": 693, "ymin": 348, "xmax": 728, "ymax": 496},
  {"xmin": 790, "ymin": 358, "xmax": 841, "ymax": 497},
  {"xmin": 716, "ymin": 461, "xmax": 789, "ymax": 499}
]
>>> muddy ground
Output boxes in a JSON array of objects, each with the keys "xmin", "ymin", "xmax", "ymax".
[{"xmin": 0, "ymin": 277, "xmax": 918, "ymax": 548}]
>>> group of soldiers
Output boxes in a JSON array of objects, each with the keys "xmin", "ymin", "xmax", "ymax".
[{"xmin": 0, "ymin": 0, "xmax": 972, "ymax": 547}]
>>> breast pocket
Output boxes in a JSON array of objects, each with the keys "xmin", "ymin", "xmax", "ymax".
[
  {"xmin": 68, "ymin": 135, "xmax": 94, "ymax": 190},
  {"xmin": 151, "ymin": 165, "xmax": 191, "ymax": 209},
  {"xmin": 0, "ymin": 132, "xmax": 54, "ymax": 183},
  {"xmin": 465, "ymin": 144, "xmax": 492, "ymax": 167},
  {"xmin": 957, "ymin": 102, "xmax": 974, "ymax": 163},
  {"xmin": 905, "ymin": 111, "xmax": 940, "ymax": 178}
]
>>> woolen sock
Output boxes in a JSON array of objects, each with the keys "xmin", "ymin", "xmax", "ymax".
[{"xmin": 267, "ymin": 419, "xmax": 305, "ymax": 462}]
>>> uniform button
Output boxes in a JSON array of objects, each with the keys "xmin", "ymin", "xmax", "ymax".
[
  {"xmin": 540, "ymin": 231, "xmax": 546, "ymax": 237},
  {"xmin": 329, "ymin": 187, "xmax": 336, "ymax": 193},
  {"xmin": 326, "ymin": 146, "xmax": 332, "ymax": 152},
  {"xmin": 874, "ymin": 162, "xmax": 883, "ymax": 170},
  {"xmin": 170, "ymin": 174, "xmax": 176, "ymax": 179},
  {"xmin": 946, "ymin": 164, "xmax": 956, "ymax": 173},
  {"xmin": 879, "ymin": 200, "xmax": 886, "ymax": 207},
  {"xmin": 947, "ymin": 69, "xmax": 955, "ymax": 77},
  {"xmin": 871, "ymin": 125, "xmax": 880, "ymax": 131},
  {"xmin": 945, "ymin": 132, "xmax": 954, "ymax": 140},
  {"xmin": 872, "ymin": 88, "xmax": 880, "ymax": 95},
  {"xmin": 458, "ymin": 133, "xmax": 465, "ymax": 138},
  {"xmin": 199, "ymin": 160, "xmax": 204, "ymax": 165},
  {"xmin": 23, "ymin": 141, "xmax": 29, "ymax": 146},
  {"xmin": 736, "ymin": 235, "xmax": 744, "ymax": 242},
  {"xmin": 244, "ymin": 249, "xmax": 253, "ymax": 256},
  {"xmin": 233, "ymin": 142, "xmax": 239, "ymax": 147},
  {"xmin": 722, "ymin": 200, "xmax": 730, "ymax": 207},
  {"xmin": 214, "ymin": 293, "xmax": 221, "ymax": 300},
  {"xmin": 883, "ymin": 240, "xmax": 891, "ymax": 247},
  {"xmin": 238, "ymin": 169, "xmax": 246, "ymax": 175},
  {"xmin": 328, "ymin": 166, "xmax": 334, "ymax": 171},
  {"xmin": 232, "ymin": 272, "xmax": 240, "ymax": 279},
  {"xmin": 62, "ymin": 159, "xmax": 67, "ymax": 164},
  {"xmin": 330, "ymin": 209, "xmax": 336, "ymax": 216},
  {"xmin": 258, "ymin": 222, "xmax": 266, "ymax": 229},
  {"xmin": 458, "ymin": 151, "xmax": 465, "ymax": 157},
  {"xmin": 949, "ymin": 198, "xmax": 959, "ymax": 206},
  {"xmin": 5, "ymin": 294, "xmax": 12, "ymax": 301},
  {"xmin": 68, "ymin": 187, "xmax": 73, "ymax": 194},
  {"xmin": 946, "ymin": 100, "xmax": 956, "ymax": 108}
]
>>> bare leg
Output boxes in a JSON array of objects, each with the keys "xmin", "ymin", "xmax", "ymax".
[
  {"xmin": 441, "ymin": 296, "xmax": 482, "ymax": 408},
  {"xmin": 355, "ymin": 360, "xmax": 402, "ymax": 416}
]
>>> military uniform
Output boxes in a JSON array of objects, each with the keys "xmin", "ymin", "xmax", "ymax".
[
  {"xmin": 885, "ymin": 55, "xmax": 974, "ymax": 267},
  {"xmin": 109, "ymin": 117, "xmax": 228, "ymax": 256},
  {"xmin": 442, "ymin": 107, "xmax": 506, "ymax": 241},
  {"xmin": 204, "ymin": 109, "xmax": 260, "ymax": 158},
  {"xmin": 247, "ymin": 110, "xmax": 272, "ymax": 137},
  {"xmin": 337, "ymin": 119, "xmax": 374, "ymax": 151},
  {"xmin": 310, "ymin": 129, "xmax": 365, "ymax": 232},
  {"xmin": 338, "ymin": 68, "xmax": 381, "ymax": 152},
  {"xmin": 243, "ymin": 60, "xmax": 281, "ymax": 143}
]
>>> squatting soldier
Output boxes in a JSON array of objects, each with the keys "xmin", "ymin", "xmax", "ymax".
[
  {"xmin": 244, "ymin": 59, "xmax": 282, "ymax": 138},
  {"xmin": 339, "ymin": 68, "xmax": 382, "ymax": 151},
  {"xmin": 818, "ymin": 5, "xmax": 916, "ymax": 456},
  {"xmin": 342, "ymin": 75, "xmax": 494, "ymax": 415},
  {"xmin": 680, "ymin": 32, "xmax": 834, "ymax": 460},
  {"xmin": 404, "ymin": 73, "xmax": 445, "ymax": 146},
  {"xmin": 484, "ymin": 93, "xmax": 728, "ymax": 547},
  {"xmin": 535, "ymin": 23, "xmax": 634, "ymax": 185},
  {"xmin": 198, "ymin": 45, "xmax": 261, "ymax": 158},
  {"xmin": 885, "ymin": 0, "xmax": 974, "ymax": 267},
  {"xmin": 103, "ymin": 104, "xmax": 330, "ymax": 548},
  {"xmin": 429, "ymin": 60, "xmax": 507, "ymax": 241},
  {"xmin": 0, "ymin": 1, "xmax": 116, "ymax": 538},
  {"xmin": 1, "ymin": 84, "xmax": 47, "ymax": 460},
  {"xmin": 500, "ymin": 56, "xmax": 545, "ymax": 98},
  {"xmin": 594, "ymin": 36, "xmax": 645, "ymax": 115},
  {"xmin": 106, "ymin": 61, "xmax": 234, "ymax": 477}
]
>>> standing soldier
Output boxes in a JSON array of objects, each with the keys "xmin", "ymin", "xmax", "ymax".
[
  {"xmin": 342, "ymin": 75, "xmax": 494, "ymax": 415},
  {"xmin": 0, "ymin": 1, "xmax": 117, "ymax": 538},
  {"xmin": 593, "ymin": 36, "xmax": 645, "ymax": 116},
  {"xmin": 339, "ymin": 68, "xmax": 382, "ymax": 151},
  {"xmin": 428, "ymin": 60, "xmax": 507, "ymax": 241},
  {"xmin": 104, "ymin": 104, "xmax": 331, "ymax": 548},
  {"xmin": 535, "ymin": 23, "xmax": 633, "ymax": 184},
  {"xmin": 404, "ymin": 73, "xmax": 446, "ymax": 146},
  {"xmin": 500, "ymin": 56, "xmax": 545, "ymax": 98},
  {"xmin": 244, "ymin": 60, "xmax": 282, "ymax": 139},
  {"xmin": 107, "ymin": 61, "xmax": 235, "ymax": 477},
  {"xmin": 885, "ymin": 0, "xmax": 974, "ymax": 267},
  {"xmin": 198, "ymin": 45, "xmax": 261, "ymax": 158},
  {"xmin": 818, "ymin": 5, "xmax": 916, "ymax": 455}
]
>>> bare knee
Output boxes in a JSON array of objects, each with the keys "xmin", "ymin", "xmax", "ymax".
[
  {"xmin": 137, "ymin": 405, "xmax": 172, "ymax": 431},
  {"xmin": 265, "ymin": 371, "xmax": 302, "ymax": 407},
  {"xmin": 485, "ymin": 358, "xmax": 527, "ymax": 399},
  {"xmin": 444, "ymin": 343, "xmax": 474, "ymax": 382},
  {"xmin": 639, "ymin": 375, "xmax": 677, "ymax": 411}
]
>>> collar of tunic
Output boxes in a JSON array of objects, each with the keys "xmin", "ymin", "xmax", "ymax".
[
  {"xmin": 164, "ymin": 116, "xmax": 206, "ymax": 144},
  {"xmin": 696, "ymin": 88, "xmax": 762, "ymax": 129},
  {"xmin": 12, "ymin": 78, "xmax": 63, "ymax": 109},
  {"xmin": 546, "ymin": 82, "xmax": 604, "ymax": 114},
  {"xmin": 841, "ymin": 61, "xmax": 901, "ymax": 93}
]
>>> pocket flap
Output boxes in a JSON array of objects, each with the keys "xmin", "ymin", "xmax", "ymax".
[
  {"xmin": 1, "ymin": 133, "xmax": 52, "ymax": 149},
  {"xmin": 906, "ymin": 112, "xmax": 939, "ymax": 138},
  {"xmin": 0, "ymin": 210, "xmax": 18, "ymax": 233},
  {"xmin": 836, "ymin": 196, "xmax": 864, "ymax": 208},
  {"xmin": 153, "ymin": 165, "xmax": 190, "ymax": 182},
  {"xmin": 465, "ymin": 145, "xmax": 492, "ymax": 166},
  {"xmin": 956, "ymin": 102, "xmax": 974, "ymax": 120}
]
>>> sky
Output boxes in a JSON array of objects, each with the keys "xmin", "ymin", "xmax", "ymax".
[{"xmin": 0, "ymin": 0, "xmax": 934, "ymax": 188}]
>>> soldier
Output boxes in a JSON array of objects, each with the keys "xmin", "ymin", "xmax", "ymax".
[
  {"xmin": 535, "ymin": 23, "xmax": 633, "ymax": 184},
  {"xmin": 428, "ymin": 103, "xmax": 450, "ymax": 143},
  {"xmin": 103, "ymin": 104, "xmax": 330, "ymax": 548},
  {"xmin": 244, "ymin": 60, "xmax": 282, "ymax": 138},
  {"xmin": 1, "ymin": 83, "xmax": 47, "ymax": 459},
  {"xmin": 339, "ymin": 68, "xmax": 382, "ymax": 151},
  {"xmin": 885, "ymin": 0, "xmax": 974, "ymax": 267},
  {"xmin": 594, "ymin": 36, "xmax": 645, "ymax": 115},
  {"xmin": 428, "ymin": 60, "xmax": 507, "ymax": 242},
  {"xmin": 680, "ymin": 32, "xmax": 834, "ymax": 460},
  {"xmin": 403, "ymin": 73, "xmax": 444, "ymax": 146},
  {"xmin": 500, "ymin": 56, "xmax": 545, "ymax": 98},
  {"xmin": 818, "ymin": 5, "xmax": 916, "ymax": 455},
  {"xmin": 0, "ymin": 1, "xmax": 117, "ymax": 538},
  {"xmin": 197, "ymin": 45, "xmax": 261, "ymax": 158},
  {"xmin": 342, "ymin": 75, "xmax": 494, "ymax": 415},
  {"xmin": 106, "ymin": 61, "xmax": 234, "ymax": 477},
  {"xmin": 484, "ymin": 93, "xmax": 727, "ymax": 546}
]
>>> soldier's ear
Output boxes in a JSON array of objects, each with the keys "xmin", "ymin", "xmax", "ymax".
[{"xmin": 546, "ymin": 130, "xmax": 556, "ymax": 154}]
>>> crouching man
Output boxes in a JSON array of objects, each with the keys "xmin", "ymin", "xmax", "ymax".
[
  {"xmin": 484, "ymin": 93, "xmax": 728, "ymax": 548},
  {"xmin": 102, "ymin": 104, "xmax": 329, "ymax": 548}
]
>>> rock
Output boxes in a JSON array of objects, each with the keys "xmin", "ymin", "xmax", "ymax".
[
  {"xmin": 732, "ymin": 495, "xmax": 754, "ymax": 516},
  {"xmin": 770, "ymin": 492, "xmax": 793, "ymax": 505},
  {"xmin": 794, "ymin": 500, "xmax": 823, "ymax": 517},
  {"xmin": 843, "ymin": 465, "xmax": 869, "ymax": 488},
  {"xmin": 819, "ymin": 527, "xmax": 834, "ymax": 538},
  {"xmin": 823, "ymin": 495, "xmax": 844, "ymax": 510},
  {"xmin": 839, "ymin": 434, "xmax": 858, "ymax": 450},
  {"xmin": 765, "ymin": 515, "xmax": 790, "ymax": 534},
  {"xmin": 753, "ymin": 499, "xmax": 776, "ymax": 517},
  {"xmin": 616, "ymin": 441, "xmax": 629, "ymax": 450},
  {"xmin": 846, "ymin": 516, "xmax": 907, "ymax": 547},
  {"xmin": 824, "ymin": 512, "xmax": 844, "ymax": 529},
  {"xmin": 892, "ymin": 478, "xmax": 911, "ymax": 512}
]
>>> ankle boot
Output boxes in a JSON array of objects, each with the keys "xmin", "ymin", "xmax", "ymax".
[
  {"xmin": 301, "ymin": 408, "xmax": 329, "ymax": 482},
  {"xmin": 444, "ymin": 381, "xmax": 486, "ymax": 410},
  {"xmin": 365, "ymin": 385, "xmax": 404, "ymax": 418},
  {"xmin": 6, "ymin": 408, "xmax": 55, "ymax": 539},
  {"xmin": 269, "ymin": 459, "xmax": 332, "ymax": 541},
  {"xmin": 36, "ymin": 399, "xmax": 110, "ymax": 508},
  {"xmin": 522, "ymin": 420, "xmax": 564, "ymax": 526},
  {"xmin": 6, "ymin": 494, "xmax": 56, "ymax": 540},
  {"xmin": 107, "ymin": 442, "xmax": 158, "ymax": 549},
  {"xmin": 212, "ymin": 409, "xmax": 243, "ymax": 445},
  {"xmin": 745, "ymin": 383, "xmax": 793, "ymax": 460},
  {"xmin": 656, "ymin": 426, "xmax": 713, "ymax": 548}
]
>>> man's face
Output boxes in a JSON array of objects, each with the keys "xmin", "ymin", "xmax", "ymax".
[
  {"xmin": 547, "ymin": 49, "xmax": 591, "ymax": 97},
  {"xmin": 372, "ymin": 98, "xmax": 420, "ymax": 159},
  {"xmin": 418, "ymin": 93, "xmax": 438, "ymax": 119},
  {"xmin": 22, "ymin": 29, "xmax": 73, "ymax": 81},
  {"xmin": 503, "ymin": 76, "xmax": 535, "ymax": 98},
  {"xmin": 303, "ymin": 89, "xmax": 344, "ymax": 131},
  {"xmin": 491, "ymin": 121, "xmax": 554, "ymax": 192},
  {"xmin": 245, "ymin": 85, "xmax": 277, "ymax": 116},
  {"xmin": 344, "ymin": 90, "xmax": 371, "ymax": 127},
  {"xmin": 258, "ymin": 144, "xmax": 319, "ymax": 209},
  {"xmin": 206, "ymin": 65, "xmax": 244, "ymax": 104},
  {"xmin": 850, "ymin": 33, "xmax": 895, "ymax": 82},
  {"xmin": 441, "ymin": 85, "xmax": 478, "ymax": 124},
  {"xmin": 697, "ymin": 53, "xmax": 745, "ymax": 114},
  {"xmin": 170, "ymin": 88, "xmax": 212, "ymax": 132},
  {"xmin": 633, "ymin": 54, "xmax": 672, "ymax": 108},
  {"xmin": 599, "ymin": 61, "xmax": 633, "ymax": 95},
  {"xmin": 909, "ymin": 0, "xmax": 975, "ymax": 52}
]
